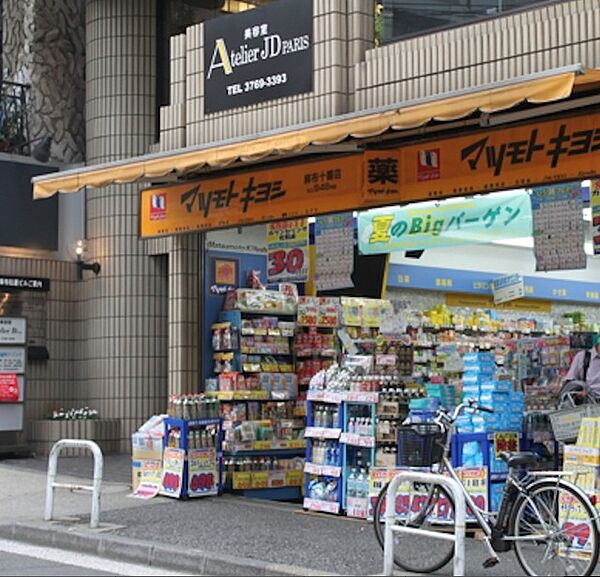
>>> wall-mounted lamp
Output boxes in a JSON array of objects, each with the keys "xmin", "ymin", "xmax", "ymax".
[{"xmin": 75, "ymin": 240, "xmax": 101, "ymax": 281}]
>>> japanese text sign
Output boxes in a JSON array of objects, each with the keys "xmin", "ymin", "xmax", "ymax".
[
  {"xmin": 315, "ymin": 212, "xmax": 354, "ymax": 291},
  {"xmin": 531, "ymin": 183, "xmax": 586, "ymax": 272},
  {"xmin": 358, "ymin": 189, "xmax": 532, "ymax": 255},
  {"xmin": 140, "ymin": 155, "xmax": 362, "ymax": 238},
  {"xmin": 492, "ymin": 274, "xmax": 524, "ymax": 305},
  {"xmin": 188, "ymin": 448, "xmax": 218, "ymax": 497},
  {"xmin": 591, "ymin": 180, "xmax": 600, "ymax": 256},
  {"xmin": 204, "ymin": 0, "xmax": 313, "ymax": 113},
  {"xmin": 159, "ymin": 448, "xmax": 185, "ymax": 499},
  {"xmin": 267, "ymin": 218, "xmax": 309, "ymax": 283},
  {"xmin": 363, "ymin": 113, "xmax": 600, "ymax": 204}
]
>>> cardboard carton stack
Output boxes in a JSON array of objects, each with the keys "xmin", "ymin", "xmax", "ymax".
[{"xmin": 131, "ymin": 415, "xmax": 165, "ymax": 491}]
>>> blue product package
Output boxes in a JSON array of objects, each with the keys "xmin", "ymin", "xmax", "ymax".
[
  {"xmin": 489, "ymin": 444, "xmax": 508, "ymax": 474},
  {"xmin": 462, "ymin": 440, "xmax": 484, "ymax": 467},
  {"xmin": 463, "ymin": 374, "xmax": 492, "ymax": 386},
  {"xmin": 509, "ymin": 391, "xmax": 525, "ymax": 403},
  {"xmin": 492, "ymin": 380, "xmax": 513, "ymax": 393},
  {"xmin": 455, "ymin": 415, "xmax": 474, "ymax": 433},
  {"xmin": 463, "ymin": 352, "xmax": 495, "ymax": 363},
  {"xmin": 409, "ymin": 397, "xmax": 440, "ymax": 411},
  {"xmin": 490, "ymin": 483, "xmax": 505, "ymax": 512},
  {"xmin": 462, "ymin": 364, "xmax": 495, "ymax": 375}
]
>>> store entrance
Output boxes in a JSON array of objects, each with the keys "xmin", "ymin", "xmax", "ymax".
[{"xmin": 191, "ymin": 177, "xmax": 600, "ymax": 514}]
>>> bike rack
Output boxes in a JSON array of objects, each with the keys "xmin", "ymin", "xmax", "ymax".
[
  {"xmin": 383, "ymin": 471, "xmax": 467, "ymax": 577},
  {"xmin": 44, "ymin": 439, "xmax": 104, "ymax": 529}
]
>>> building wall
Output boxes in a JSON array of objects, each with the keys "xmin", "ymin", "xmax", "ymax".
[
  {"xmin": 356, "ymin": 0, "xmax": 600, "ymax": 109},
  {"xmin": 0, "ymin": 256, "xmax": 77, "ymax": 449},
  {"xmin": 2, "ymin": 0, "xmax": 86, "ymax": 164},
  {"xmin": 85, "ymin": 0, "xmax": 169, "ymax": 451},
  {"xmin": 159, "ymin": 0, "xmax": 375, "ymax": 149}
]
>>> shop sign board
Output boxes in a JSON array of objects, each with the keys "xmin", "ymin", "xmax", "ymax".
[
  {"xmin": 0, "ymin": 318, "xmax": 26, "ymax": 345},
  {"xmin": 0, "ymin": 373, "xmax": 19, "ymax": 402},
  {"xmin": 0, "ymin": 276, "xmax": 49, "ymax": 292},
  {"xmin": 267, "ymin": 218, "xmax": 309, "ymax": 283},
  {"xmin": 531, "ymin": 183, "xmax": 586, "ymax": 272},
  {"xmin": 358, "ymin": 189, "xmax": 532, "ymax": 255},
  {"xmin": 492, "ymin": 274, "xmax": 524, "ymax": 305},
  {"xmin": 188, "ymin": 448, "xmax": 219, "ymax": 497},
  {"xmin": 203, "ymin": 0, "xmax": 313, "ymax": 113},
  {"xmin": 160, "ymin": 447, "xmax": 185, "ymax": 498},
  {"xmin": 591, "ymin": 180, "xmax": 600, "ymax": 256},
  {"xmin": 140, "ymin": 155, "xmax": 362, "ymax": 238},
  {"xmin": 0, "ymin": 348, "xmax": 25, "ymax": 373},
  {"xmin": 363, "ymin": 113, "xmax": 600, "ymax": 205}
]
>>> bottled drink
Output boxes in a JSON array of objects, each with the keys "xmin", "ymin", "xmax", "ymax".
[
  {"xmin": 347, "ymin": 468, "xmax": 357, "ymax": 498},
  {"xmin": 357, "ymin": 469, "xmax": 368, "ymax": 499}
]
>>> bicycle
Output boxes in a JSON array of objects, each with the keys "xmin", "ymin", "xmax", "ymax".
[{"xmin": 373, "ymin": 399, "xmax": 600, "ymax": 576}]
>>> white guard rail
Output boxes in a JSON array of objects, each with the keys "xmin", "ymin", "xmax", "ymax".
[
  {"xmin": 44, "ymin": 439, "xmax": 104, "ymax": 529},
  {"xmin": 383, "ymin": 471, "xmax": 466, "ymax": 577}
]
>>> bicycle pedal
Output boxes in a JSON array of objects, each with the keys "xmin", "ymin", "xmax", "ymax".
[{"xmin": 482, "ymin": 556, "xmax": 500, "ymax": 569}]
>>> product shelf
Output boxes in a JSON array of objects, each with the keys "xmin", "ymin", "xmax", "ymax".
[
  {"xmin": 339, "ymin": 433, "xmax": 376, "ymax": 448},
  {"xmin": 305, "ymin": 427, "xmax": 342, "ymax": 439},
  {"xmin": 304, "ymin": 462, "xmax": 342, "ymax": 477},
  {"xmin": 303, "ymin": 498, "xmax": 340, "ymax": 514},
  {"xmin": 224, "ymin": 439, "xmax": 306, "ymax": 453},
  {"xmin": 206, "ymin": 390, "xmax": 296, "ymax": 401}
]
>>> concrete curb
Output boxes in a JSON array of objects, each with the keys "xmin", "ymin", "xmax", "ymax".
[{"xmin": 0, "ymin": 522, "xmax": 339, "ymax": 576}]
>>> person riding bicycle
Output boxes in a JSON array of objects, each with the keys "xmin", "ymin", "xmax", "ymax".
[{"xmin": 558, "ymin": 334, "xmax": 600, "ymax": 407}]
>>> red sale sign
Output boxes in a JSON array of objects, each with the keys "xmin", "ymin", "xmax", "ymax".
[
  {"xmin": 0, "ymin": 373, "xmax": 19, "ymax": 402},
  {"xmin": 267, "ymin": 219, "xmax": 309, "ymax": 283}
]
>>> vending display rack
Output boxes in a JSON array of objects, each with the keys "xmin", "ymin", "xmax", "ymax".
[
  {"xmin": 342, "ymin": 399, "xmax": 377, "ymax": 518},
  {"xmin": 162, "ymin": 417, "xmax": 223, "ymax": 499},
  {"xmin": 303, "ymin": 397, "xmax": 345, "ymax": 514}
]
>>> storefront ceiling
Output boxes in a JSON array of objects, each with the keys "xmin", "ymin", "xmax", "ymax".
[{"xmin": 32, "ymin": 64, "xmax": 600, "ymax": 200}]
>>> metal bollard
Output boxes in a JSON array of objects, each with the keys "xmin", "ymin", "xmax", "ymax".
[
  {"xmin": 44, "ymin": 439, "xmax": 104, "ymax": 529},
  {"xmin": 383, "ymin": 470, "xmax": 466, "ymax": 577}
]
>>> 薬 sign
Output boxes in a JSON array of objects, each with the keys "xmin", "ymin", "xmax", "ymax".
[{"xmin": 204, "ymin": 0, "xmax": 313, "ymax": 113}]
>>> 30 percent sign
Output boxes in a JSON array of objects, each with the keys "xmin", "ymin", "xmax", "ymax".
[{"xmin": 268, "ymin": 248, "xmax": 305, "ymax": 278}]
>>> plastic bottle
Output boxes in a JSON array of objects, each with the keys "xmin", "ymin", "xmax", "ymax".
[
  {"xmin": 332, "ymin": 407, "xmax": 339, "ymax": 428},
  {"xmin": 348, "ymin": 468, "xmax": 357, "ymax": 498},
  {"xmin": 348, "ymin": 417, "xmax": 355, "ymax": 435},
  {"xmin": 357, "ymin": 469, "xmax": 367, "ymax": 499}
]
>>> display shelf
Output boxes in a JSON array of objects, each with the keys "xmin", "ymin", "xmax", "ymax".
[
  {"xmin": 307, "ymin": 390, "xmax": 379, "ymax": 404},
  {"xmin": 225, "ymin": 439, "xmax": 306, "ymax": 453},
  {"xmin": 303, "ymin": 498, "xmax": 340, "ymax": 514},
  {"xmin": 206, "ymin": 390, "xmax": 296, "ymax": 401},
  {"xmin": 231, "ymin": 469, "xmax": 304, "ymax": 490},
  {"xmin": 339, "ymin": 433, "xmax": 376, "ymax": 448},
  {"xmin": 162, "ymin": 417, "xmax": 223, "ymax": 499},
  {"xmin": 305, "ymin": 427, "xmax": 342, "ymax": 439},
  {"xmin": 304, "ymin": 462, "xmax": 342, "ymax": 477}
]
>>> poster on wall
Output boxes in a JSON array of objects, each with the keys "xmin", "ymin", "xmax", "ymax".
[
  {"xmin": 591, "ymin": 180, "xmax": 600, "ymax": 256},
  {"xmin": 492, "ymin": 274, "xmax": 524, "ymax": 305},
  {"xmin": 0, "ymin": 348, "xmax": 25, "ymax": 373},
  {"xmin": 531, "ymin": 184, "xmax": 586, "ymax": 272},
  {"xmin": 315, "ymin": 212, "xmax": 354, "ymax": 291},
  {"xmin": 267, "ymin": 219, "xmax": 309, "ymax": 283},
  {"xmin": 0, "ymin": 373, "xmax": 19, "ymax": 402},
  {"xmin": 358, "ymin": 189, "xmax": 533, "ymax": 255},
  {"xmin": 203, "ymin": 0, "xmax": 313, "ymax": 113}
]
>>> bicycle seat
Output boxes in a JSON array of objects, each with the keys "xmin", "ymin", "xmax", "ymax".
[{"xmin": 500, "ymin": 452, "xmax": 538, "ymax": 469}]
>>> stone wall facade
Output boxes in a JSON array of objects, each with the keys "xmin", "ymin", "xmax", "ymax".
[{"xmin": 2, "ymin": 0, "xmax": 85, "ymax": 164}]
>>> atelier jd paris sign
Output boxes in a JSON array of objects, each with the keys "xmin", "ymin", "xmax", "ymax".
[{"xmin": 204, "ymin": 0, "xmax": 313, "ymax": 114}]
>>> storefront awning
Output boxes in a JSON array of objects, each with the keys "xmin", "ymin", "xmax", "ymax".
[{"xmin": 32, "ymin": 64, "xmax": 600, "ymax": 199}]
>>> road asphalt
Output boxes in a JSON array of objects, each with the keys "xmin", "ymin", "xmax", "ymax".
[{"xmin": 0, "ymin": 453, "xmax": 531, "ymax": 576}]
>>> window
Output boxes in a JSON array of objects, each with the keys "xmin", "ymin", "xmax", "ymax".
[{"xmin": 378, "ymin": 1, "xmax": 561, "ymax": 44}]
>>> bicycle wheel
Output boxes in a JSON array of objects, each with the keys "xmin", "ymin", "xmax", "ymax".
[
  {"xmin": 373, "ymin": 479, "xmax": 455, "ymax": 573},
  {"xmin": 511, "ymin": 480, "xmax": 600, "ymax": 576}
]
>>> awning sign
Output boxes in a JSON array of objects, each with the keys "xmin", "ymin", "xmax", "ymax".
[
  {"xmin": 492, "ymin": 274, "xmax": 525, "ymax": 304},
  {"xmin": 358, "ymin": 189, "xmax": 532, "ymax": 254},
  {"xmin": 267, "ymin": 219, "xmax": 309, "ymax": 283}
]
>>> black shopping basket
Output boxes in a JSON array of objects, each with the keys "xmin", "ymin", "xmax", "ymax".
[{"xmin": 397, "ymin": 423, "xmax": 446, "ymax": 468}]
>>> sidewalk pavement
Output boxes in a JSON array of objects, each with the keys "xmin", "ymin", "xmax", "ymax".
[{"xmin": 0, "ymin": 454, "xmax": 523, "ymax": 576}]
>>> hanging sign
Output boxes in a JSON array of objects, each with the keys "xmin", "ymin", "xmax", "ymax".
[
  {"xmin": 0, "ymin": 373, "xmax": 19, "ymax": 402},
  {"xmin": 492, "ymin": 274, "xmax": 524, "ymax": 305},
  {"xmin": 188, "ymin": 448, "xmax": 219, "ymax": 497},
  {"xmin": 140, "ymin": 155, "xmax": 362, "ymax": 238},
  {"xmin": 0, "ymin": 348, "xmax": 25, "ymax": 373},
  {"xmin": 531, "ymin": 183, "xmax": 586, "ymax": 272},
  {"xmin": 0, "ymin": 318, "xmax": 27, "ymax": 345},
  {"xmin": 358, "ymin": 189, "xmax": 532, "ymax": 254},
  {"xmin": 494, "ymin": 432, "xmax": 519, "ymax": 459},
  {"xmin": 267, "ymin": 218, "xmax": 309, "ymax": 283},
  {"xmin": 160, "ymin": 448, "xmax": 185, "ymax": 498},
  {"xmin": 591, "ymin": 180, "xmax": 600, "ymax": 256},
  {"xmin": 204, "ymin": 0, "xmax": 313, "ymax": 113},
  {"xmin": 315, "ymin": 213, "xmax": 354, "ymax": 291}
]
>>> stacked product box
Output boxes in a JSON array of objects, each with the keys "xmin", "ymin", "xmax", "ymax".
[
  {"xmin": 131, "ymin": 415, "xmax": 165, "ymax": 491},
  {"xmin": 426, "ymin": 383, "xmax": 456, "ymax": 412}
]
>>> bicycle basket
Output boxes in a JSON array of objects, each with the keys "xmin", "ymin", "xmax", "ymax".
[{"xmin": 397, "ymin": 423, "xmax": 446, "ymax": 467}]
